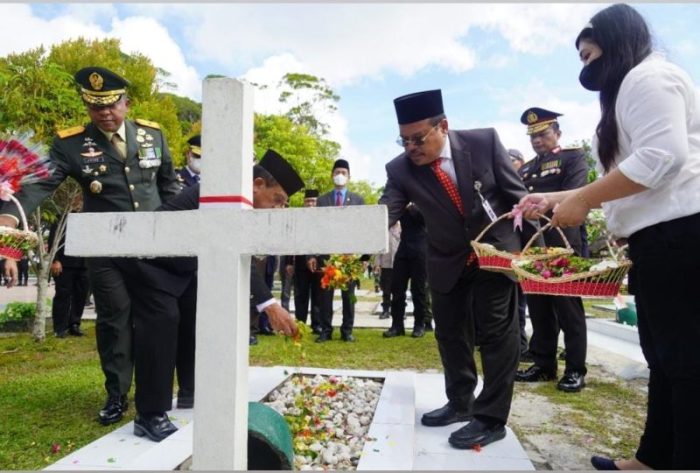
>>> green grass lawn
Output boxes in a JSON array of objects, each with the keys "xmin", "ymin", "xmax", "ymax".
[{"xmin": 0, "ymin": 322, "xmax": 443, "ymax": 470}]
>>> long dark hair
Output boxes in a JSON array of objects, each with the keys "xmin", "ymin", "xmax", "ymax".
[{"xmin": 576, "ymin": 4, "xmax": 652, "ymax": 172}]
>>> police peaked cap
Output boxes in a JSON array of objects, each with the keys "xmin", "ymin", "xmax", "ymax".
[
  {"xmin": 75, "ymin": 66, "xmax": 130, "ymax": 106},
  {"xmin": 520, "ymin": 107, "xmax": 562, "ymax": 135},
  {"xmin": 259, "ymin": 149, "xmax": 305, "ymax": 197},
  {"xmin": 394, "ymin": 89, "xmax": 444, "ymax": 125},
  {"xmin": 187, "ymin": 135, "xmax": 202, "ymax": 157}
]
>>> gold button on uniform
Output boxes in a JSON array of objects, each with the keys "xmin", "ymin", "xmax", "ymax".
[
  {"xmin": 129, "ymin": 184, "xmax": 135, "ymax": 191},
  {"xmin": 134, "ymin": 202, "xmax": 140, "ymax": 209},
  {"xmin": 528, "ymin": 186, "xmax": 534, "ymax": 191}
]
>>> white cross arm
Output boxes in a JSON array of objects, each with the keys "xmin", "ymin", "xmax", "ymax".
[{"xmin": 64, "ymin": 205, "xmax": 389, "ymax": 258}]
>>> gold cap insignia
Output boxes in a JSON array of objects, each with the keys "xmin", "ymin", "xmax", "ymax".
[
  {"xmin": 89, "ymin": 72, "xmax": 104, "ymax": 91},
  {"xmin": 527, "ymin": 111, "xmax": 538, "ymax": 124}
]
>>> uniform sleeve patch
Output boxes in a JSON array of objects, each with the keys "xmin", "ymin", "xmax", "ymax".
[
  {"xmin": 134, "ymin": 118, "xmax": 161, "ymax": 129},
  {"xmin": 56, "ymin": 125, "xmax": 85, "ymax": 139}
]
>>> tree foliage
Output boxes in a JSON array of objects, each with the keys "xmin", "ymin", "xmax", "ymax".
[{"xmin": 277, "ymin": 73, "xmax": 340, "ymax": 137}]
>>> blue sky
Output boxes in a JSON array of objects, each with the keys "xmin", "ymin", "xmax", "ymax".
[{"xmin": 3, "ymin": 3, "xmax": 700, "ymax": 186}]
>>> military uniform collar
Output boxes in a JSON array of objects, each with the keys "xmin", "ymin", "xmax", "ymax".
[{"xmin": 97, "ymin": 121, "xmax": 126, "ymax": 143}]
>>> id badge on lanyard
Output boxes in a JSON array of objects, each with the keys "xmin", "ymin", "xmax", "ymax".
[{"xmin": 474, "ymin": 180, "xmax": 497, "ymax": 222}]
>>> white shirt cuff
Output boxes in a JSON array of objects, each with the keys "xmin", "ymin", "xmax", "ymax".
[{"xmin": 256, "ymin": 298, "xmax": 277, "ymax": 313}]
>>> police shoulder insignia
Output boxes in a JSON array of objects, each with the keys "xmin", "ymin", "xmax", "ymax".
[
  {"xmin": 57, "ymin": 125, "xmax": 86, "ymax": 139},
  {"xmin": 134, "ymin": 118, "xmax": 161, "ymax": 129}
]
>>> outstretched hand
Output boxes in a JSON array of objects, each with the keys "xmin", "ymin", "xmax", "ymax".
[
  {"xmin": 264, "ymin": 303, "xmax": 299, "ymax": 337},
  {"xmin": 514, "ymin": 193, "xmax": 552, "ymax": 220}
]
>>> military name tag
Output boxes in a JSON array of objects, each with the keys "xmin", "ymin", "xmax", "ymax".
[{"xmin": 139, "ymin": 159, "xmax": 161, "ymax": 169}]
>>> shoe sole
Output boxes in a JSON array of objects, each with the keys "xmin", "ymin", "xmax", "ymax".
[
  {"xmin": 98, "ymin": 414, "xmax": 123, "ymax": 426},
  {"xmin": 421, "ymin": 414, "xmax": 473, "ymax": 427},
  {"xmin": 134, "ymin": 424, "xmax": 176, "ymax": 442},
  {"xmin": 448, "ymin": 427, "xmax": 507, "ymax": 449},
  {"xmin": 557, "ymin": 382, "xmax": 586, "ymax": 393}
]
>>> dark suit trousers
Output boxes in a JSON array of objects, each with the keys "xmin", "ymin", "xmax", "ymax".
[
  {"xmin": 527, "ymin": 295, "xmax": 587, "ymax": 374},
  {"xmin": 176, "ymin": 276, "xmax": 197, "ymax": 394},
  {"xmin": 390, "ymin": 255, "xmax": 429, "ymax": 330},
  {"xmin": 51, "ymin": 266, "xmax": 89, "ymax": 333},
  {"xmin": 319, "ymin": 282, "xmax": 356, "ymax": 338},
  {"xmin": 431, "ymin": 266, "xmax": 519, "ymax": 424},
  {"xmin": 379, "ymin": 268, "xmax": 393, "ymax": 313},
  {"xmin": 294, "ymin": 268, "xmax": 321, "ymax": 330},
  {"xmin": 87, "ymin": 258, "xmax": 133, "ymax": 398},
  {"xmin": 628, "ymin": 212, "xmax": 700, "ymax": 470},
  {"xmin": 124, "ymin": 280, "xmax": 179, "ymax": 414}
]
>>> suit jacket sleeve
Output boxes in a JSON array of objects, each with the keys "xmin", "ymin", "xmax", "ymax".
[
  {"xmin": 157, "ymin": 183, "xmax": 200, "ymax": 211},
  {"xmin": 251, "ymin": 262, "xmax": 273, "ymax": 306},
  {"xmin": 379, "ymin": 168, "xmax": 409, "ymax": 228}
]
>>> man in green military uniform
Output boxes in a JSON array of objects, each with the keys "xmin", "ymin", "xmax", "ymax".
[
  {"xmin": 514, "ymin": 107, "xmax": 589, "ymax": 392},
  {"xmin": 0, "ymin": 66, "xmax": 182, "ymax": 428}
]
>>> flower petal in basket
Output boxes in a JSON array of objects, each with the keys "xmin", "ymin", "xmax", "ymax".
[{"xmin": 0, "ymin": 226, "xmax": 39, "ymax": 259}]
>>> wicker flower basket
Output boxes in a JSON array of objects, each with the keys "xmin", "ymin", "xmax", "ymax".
[
  {"xmin": 0, "ymin": 195, "xmax": 38, "ymax": 260},
  {"xmin": 512, "ymin": 258, "xmax": 632, "ymax": 298},
  {"xmin": 511, "ymin": 219, "xmax": 632, "ymax": 298},
  {"xmin": 471, "ymin": 213, "xmax": 573, "ymax": 274}
]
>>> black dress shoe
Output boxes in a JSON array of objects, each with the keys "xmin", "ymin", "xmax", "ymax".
[
  {"xmin": 315, "ymin": 333, "xmax": 331, "ymax": 343},
  {"xmin": 341, "ymin": 334, "xmax": 355, "ymax": 342},
  {"xmin": 54, "ymin": 330, "xmax": 68, "ymax": 338},
  {"xmin": 519, "ymin": 350, "xmax": 534, "ymax": 362},
  {"xmin": 249, "ymin": 335, "xmax": 258, "ymax": 346},
  {"xmin": 557, "ymin": 371, "xmax": 586, "ymax": 392},
  {"xmin": 134, "ymin": 412, "xmax": 178, "ymax": 442},
  {"xmin": 98, "ymin": 395, "xmax": 128, "ymax": 425},
  {"xmin": 515, "ymin": 365, "xmax": 556, "ymax": 382},
  {"xmin": 411, "ymin": 326, "xmax": 425, "ymax": 338},
  {"xmin": 383, "ymin": 327, "xmax": 405, "ymax": 338},
  {"xmin": 449, "ymin": 418, "xmax": 506, "ymax": 449},
  {"xmin": 68, "ymin": 324, "xmax": 84, "ymax": 336},
  {"xmin": 424, "ymin": 324, "xmax": 434, "ymax": 332},
  {"xmin": 421, "ymin": 403, "xmax": 473, "ymax": 427},
  {"xmin": 176, "ymin": 389, "xmax": 194, "ymax": 409},
  {"xmin": 378, "ymin": 312, "xmax": 390, "ymax": 320},
  {"xmin": 591, "ymin": 456, "xmax": 619, "ymax": 470}
]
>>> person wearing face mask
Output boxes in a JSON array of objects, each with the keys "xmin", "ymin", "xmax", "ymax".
[
  {"xmin": 307, "ymin": 159, "xmax": 366, "ymax": 342},
  {"xmin": 514, "ymin": 108, "xmax": 589, "ymax": 393},
  {"xmin": 177, "ymin": 135, "xmax": 202, "ymax": 186},
  {"xmin": 518, "ymin": 3, "xmax": 700, "ymax": 470}
]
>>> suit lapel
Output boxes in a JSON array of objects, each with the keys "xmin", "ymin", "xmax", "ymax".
[
  {"xmin": 87, "ymin": 123, "xmax": 124, "ymax": 165},
  {"xmin": 411, "ymin": 156, "xmax": 461, "ymax": 219},
  {"xmin": 449, "ymin": 130, "xmax": 473, "ymax": 221}
]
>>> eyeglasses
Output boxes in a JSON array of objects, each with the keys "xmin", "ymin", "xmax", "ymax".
[{"xmin": 396, "ymin": 124, "xmax": 439, "ymax": 147}]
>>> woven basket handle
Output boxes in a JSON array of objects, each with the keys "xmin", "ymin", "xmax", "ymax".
[
  {"xmin": 521, "ymin": 214, "xmax": 572, "ymax": 254},
  {"xmin": 472, "ymin": 212, "xmax": 513, "ymax": 243},
  {"xmin": 7, "ymin": 195, "xmax": 30, "ymax": 232}
]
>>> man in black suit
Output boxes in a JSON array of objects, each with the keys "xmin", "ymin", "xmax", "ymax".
[
  {"xmin": 380, "ymin": 89, "xmax": 533, "ymax": 450},
  {"xmin": 176, "ymin": 135, "xmax": 201, "ymax": 187},
  {"xmin": 308, "ymin": 159, "xmax": 366, "ymax": 343},
  {"xmin": 514, "ymin": 107, "xmax": 588, "ymax": 392},
  {"xmin": 119, "ymin": 149, "xmax": 302, "ymax": 441}
]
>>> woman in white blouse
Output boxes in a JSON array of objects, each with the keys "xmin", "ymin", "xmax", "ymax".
[{"xmin": 518, "ymin": 3, "xmax": 700, "ymax": 471}]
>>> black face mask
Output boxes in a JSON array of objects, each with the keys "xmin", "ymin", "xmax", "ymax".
[{"xmin": 579, "ymin": 57, "xmax": 604, "ymax": 91}]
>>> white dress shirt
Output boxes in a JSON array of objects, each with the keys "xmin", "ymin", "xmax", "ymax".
[
  {"xmin": 437, "ymin": 135, "xmax": 457, "ymax": 184},
  {"xmin": 595, "ymin": 53, "xmax": 700, "ymax": 238}
]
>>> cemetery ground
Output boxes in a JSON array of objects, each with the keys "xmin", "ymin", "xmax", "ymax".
[{"xmin": 0, "ymin": 277, "xmax": 647, "ymax": 471}]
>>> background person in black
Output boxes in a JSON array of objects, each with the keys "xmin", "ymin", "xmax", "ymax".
[
  {"xmin": 292, "ymin": 189, "xmax": 322, "ymax": 333},
  {"xmin": 176, "ymin": 135, "xmax": 201, "ymax": 187},
  {"xmin": 383, "ymin": 203, "xmax": 433, "ymax": 338},
  {"xmin": 514, "ymin": 107, "xmax": 589, "ymax": 392},
  {"xmin": 0, "ymin": 66, "xmax": 182, "ymax": 427},
  {"xmin": 48, "ymin": 194, "xmax": 89, "ymax": 338}
]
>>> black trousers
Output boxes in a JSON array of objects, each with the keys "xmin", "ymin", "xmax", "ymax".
[
  {"xmin": 628, "ymin": 212, "xmax": 700, "ymax": 470},
  {"xmin": 279, "ymin": 267, "xmax": 293, "ymax": 311},
  {"xmin": 87, "ymin": 258, "xmax": 133, "ymax": 398},
  {"xmin": 516, "ymin": 286, "xmax": 528, "ymax": 353},
  {"xmin": 390, "ymin": 255, "xmax": 430, "ymax": 330},
  {"xmin": 123, "ymin": 279, "xmax": 179, "ymax": 414},
  {"xmin": 379, "ymin": 268, "xmax": 393, "ymax": 313},
  {"xmin": 319, "ymin": 281, "xmax": 356, "ymax": 338},
  {"xmin": 51, "ymin": 266, "xmax": 89, "ymax": 333},
  {"xmin": 293, "ymin": 268, "xmax": 321, "ymax": 331},
  {"xmin": 18, "ymin": 259, "xmax": 29, "ymax": 285},
  {"xmin": 432, "ymin": 266, "xmax": 519, "ymax": 424},
  {"xmin": 175, "ymin": 276, "xmax": 197, "ymax": 395},
  {"xmin": 527, "ymin": 294, "xmax": 587, "ymax": 374}
]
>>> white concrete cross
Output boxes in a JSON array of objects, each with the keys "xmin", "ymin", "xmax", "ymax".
[{"xmin": 65, "ymin": 78, "xmax": 387, "ymax": 470}]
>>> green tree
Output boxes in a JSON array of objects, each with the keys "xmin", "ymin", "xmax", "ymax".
[{"xmin": 277, "ymin": 73, "xmax": 339, "ymax": 137}]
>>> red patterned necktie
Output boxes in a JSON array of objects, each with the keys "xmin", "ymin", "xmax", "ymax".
[
  {"xmin": 431, "ymin": 158, "xmax": 464, "ymax": 216},
  {"xmin": 335, "ymin": 191, "xmax": 343, "ymax": 206}
]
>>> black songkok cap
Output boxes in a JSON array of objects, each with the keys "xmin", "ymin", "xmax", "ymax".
[
  {"xmin": 259, "ymin": 149, "xmax": 305, "ymax": 197},
  {"xmin": 74, "ymin": 66, "xmax": 130, "ymax": 106},
  {"xmin": 304, "ymin": 189, "xmax": 319, "ymax": 198},
  {"xmin": 393, "ymin": 89, "xmax": 444, "ymax": 125},
  {"xmin": 332, "ymin": 159, "xmax": 349, "ymax": 172}
]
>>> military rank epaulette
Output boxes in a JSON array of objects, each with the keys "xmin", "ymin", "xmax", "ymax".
[
  {"xmin": 135, "ymin": 118, "xmax": 160, "ymax": 129},
  {"xmin": 56, "ymin": 125, "xmax": 85, "ymax": 139},
  {"xmin": 562, "ymin": 146, "xmax": 582, "ymax": 151}
]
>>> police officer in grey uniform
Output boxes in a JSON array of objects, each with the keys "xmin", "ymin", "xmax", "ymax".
[
  {"xmin": 514, "ymin": 107, "xmax": 589, "ymax": 392},
  {"xmin": 0, "ymin": 66, "xmax": 181, "ymax": 425}
]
